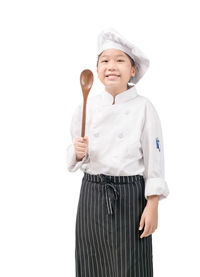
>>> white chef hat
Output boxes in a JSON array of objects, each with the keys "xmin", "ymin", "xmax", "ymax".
[{"xmin": 97, "ymin": 28, "xmax": 150, "ymax": 84}]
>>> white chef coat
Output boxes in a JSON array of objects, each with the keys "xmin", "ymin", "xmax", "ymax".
[{"xmin": 66, "ymin": 85, "xmax": 169, "ymax": 201}]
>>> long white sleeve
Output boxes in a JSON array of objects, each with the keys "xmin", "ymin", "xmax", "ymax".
[
  {"xmin": 66, "ymin": 104, "xmax": 90, "ymax": 172},
  {"xmin": 141, "ymin": 100, "xmax": 170, "ymax": 201}
]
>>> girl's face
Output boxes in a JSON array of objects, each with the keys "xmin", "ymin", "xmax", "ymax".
[{"xmin": 97, "ymin": 48, "xmax": 136, "ymax": 95}]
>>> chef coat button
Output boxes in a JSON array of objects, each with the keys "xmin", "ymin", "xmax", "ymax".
[
  {"xmin": 118, "ymin": 133, "xmax": 123, "ymax": 138},
  {"xmin": 94, "ymin": 132, "xmax": 99, "ymax": 137}
]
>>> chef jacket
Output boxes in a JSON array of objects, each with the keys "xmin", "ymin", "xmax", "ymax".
[{"xmin": 66, "ymin": 85, "xmax": 169, "ymax": 201}]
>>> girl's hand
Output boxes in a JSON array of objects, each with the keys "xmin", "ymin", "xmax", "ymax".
[
  {"xmin": 138, "ymin": 195, "xmax": 159, "ymax": 239},
  {"xmin": 74, "ymin": 136, "xmax": 89, "ymax": 161}
]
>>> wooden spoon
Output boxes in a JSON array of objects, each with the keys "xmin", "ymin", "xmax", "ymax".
[{"xmin": 80, "ymin": 69, "xmax": 94, "ymax": 137}]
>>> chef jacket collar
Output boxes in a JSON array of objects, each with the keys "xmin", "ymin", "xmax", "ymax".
[{"xmin": 101, "ymin": 85, "xmax": 138, "ymax": 105}]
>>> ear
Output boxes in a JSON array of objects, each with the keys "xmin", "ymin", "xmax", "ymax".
[{"xmin": 131, "ymin": 66, "xmax": 136, "ymax": 77}]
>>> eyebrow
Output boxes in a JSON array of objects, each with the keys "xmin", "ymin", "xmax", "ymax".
[{"xmin": 100, "ymin": 54, "xmax": 125, "ymax": 58}]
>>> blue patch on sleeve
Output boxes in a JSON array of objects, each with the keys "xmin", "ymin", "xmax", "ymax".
[{"xmin": 156, "ymin": 137, "xmax": 160, "ymax": 151}]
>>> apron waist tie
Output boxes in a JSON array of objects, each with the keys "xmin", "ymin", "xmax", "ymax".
[{"xmin": 99, "ymin": 174, "xmax": 119, "ymax": 215}]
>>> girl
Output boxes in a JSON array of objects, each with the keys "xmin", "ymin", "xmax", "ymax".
[{"xmin": 66, "ymin": 28, "xmax": 170, "ymax": 277}]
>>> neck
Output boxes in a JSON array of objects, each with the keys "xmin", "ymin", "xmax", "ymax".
[{"xmin": 105, "ymin": 85, "xmax": 129, "ymax": 97}]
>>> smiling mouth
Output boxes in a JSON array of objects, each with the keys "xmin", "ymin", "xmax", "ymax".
[
  {"xmin": 105, "ymin": 74, "xmax": 120, "ymax": 80},
  {"xmin": 105, "ymin": 74, "xmax": 120, "ymax": 77}
]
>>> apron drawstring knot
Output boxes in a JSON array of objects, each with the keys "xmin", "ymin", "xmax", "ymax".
[{"xmin": 99, "ymin": 174, "xmax": 119, "ymax": 215}]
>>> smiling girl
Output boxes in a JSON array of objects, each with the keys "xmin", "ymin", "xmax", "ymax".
[
  {"xmin": 66, "ymin": 28, "xmax": 170, "ymax": 277},
  {"xmin": 97, "ymin": 48, "xmax": 136, "ymax": 101}
]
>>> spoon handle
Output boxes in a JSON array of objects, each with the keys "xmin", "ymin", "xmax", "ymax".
[{"xmin": 81, "ymin": 97, "xmax": 87, "ymax": 137}]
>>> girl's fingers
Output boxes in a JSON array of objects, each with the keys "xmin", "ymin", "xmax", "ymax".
[
  {"xmin": 76, "ymin": 141, "xmax": 86, "ymax": 145},
  {"xmin": 140, "ymin": 224, "xmax": 151, "ymax": 238},
  {"xmin": 139, "ymin": 215, "xmax": 145, "ymax": 230},
  {"xmin": 75, "ymin": 141, "xmax": 88, "ymax": 147},
  {"xmin": 76, "ymin": 151, "xmax": 86, "ymax": 155},
  {"xmin": 76, "ymin": 149, "xmax": 86, "ymax": 153},
  {"xmin": 76, "ymin": 145, "xmax": 87, "ymax": 150}
]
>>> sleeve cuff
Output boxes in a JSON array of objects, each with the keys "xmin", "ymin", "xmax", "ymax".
[
  {"xmin": 144, "ymin": 177, "xmax": 170, "ymax": 201},
  {"xmin": 66, "ymin": 144, "xmax": 89, "ymax": 172}
]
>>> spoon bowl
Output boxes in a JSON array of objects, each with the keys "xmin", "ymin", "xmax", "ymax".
[{"xmin": 80, "ymin": 69, "xmax": 94, "ymax": 93}]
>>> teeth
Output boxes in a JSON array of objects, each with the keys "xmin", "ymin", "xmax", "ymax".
[{"xmin": 106, "ymin": 75, "xmax": 120, "ymax": 80}]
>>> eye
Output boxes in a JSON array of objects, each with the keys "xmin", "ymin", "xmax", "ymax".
[
  {"xmin": 101, "ymin": 60, "xmax": 108, "ymax": 63},
  {"xmin": 117, "ymin": 59, "xmax": 124, "ymax": 62}
]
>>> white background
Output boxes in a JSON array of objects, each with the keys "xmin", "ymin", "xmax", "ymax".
[{"xmin": 0, "ymin": 0, "xmax": 200, "ymax": 276}]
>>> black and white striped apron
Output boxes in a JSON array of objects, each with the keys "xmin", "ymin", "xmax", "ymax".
[{"xmin": 75, "ymin": 172, "xmax": 153, "ymax": 277}]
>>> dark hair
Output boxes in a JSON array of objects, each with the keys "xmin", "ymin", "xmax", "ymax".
[{"xmin": 96, "ymin": 52, "xmax": 136, "ymax": 68}]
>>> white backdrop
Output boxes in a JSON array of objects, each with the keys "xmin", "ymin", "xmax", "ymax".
[{"xmin": 0, "ymin": 0, "xmax": 200, "ymax": 276}]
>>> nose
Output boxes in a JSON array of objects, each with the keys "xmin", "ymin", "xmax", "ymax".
[{"xmin": 107, "ymin": 60, "xmax": 117, "ymax": 70}]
